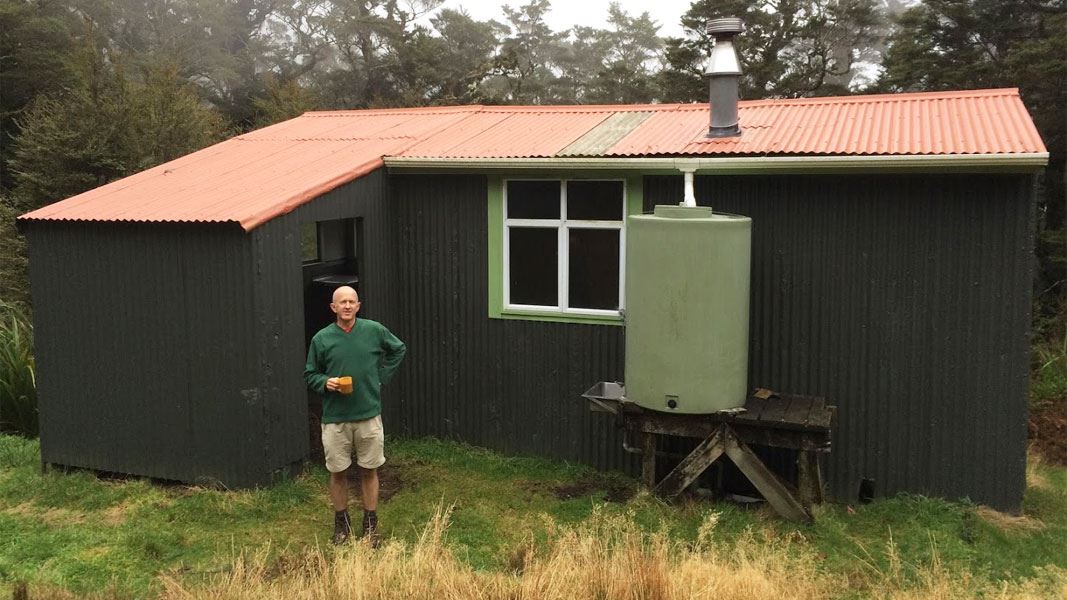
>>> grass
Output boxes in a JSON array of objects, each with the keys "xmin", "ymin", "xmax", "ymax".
[{"xmin": 1, "ymin": 434, "xmax": 1066, "ymax": 599}]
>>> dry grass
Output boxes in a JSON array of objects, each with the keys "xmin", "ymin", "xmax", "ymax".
[
  {"xmin": 157, "ymin": 506, "xmax": 1067, "ymax": 600},
  {"xmin": 975, "ymin": 506, "xmax": 1047, "ymax": 533},
  {"xmin": 1027, "ymin": 447, "xmax": 1052, "ymax": 490}
]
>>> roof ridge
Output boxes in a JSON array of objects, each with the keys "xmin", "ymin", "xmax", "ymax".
[
  {"xmin": 302, "ymin": 105, "xmax": 483, "ymax": 117},
  {"xmin": 737, "ymin": 88, "xmax": 1020, "ymax": 108},
  {"xmin": 298, "ymin": 89, "xmax": 1021, "ymax": 118},
  {"xmin": 237, "ymin": 135, "xmax": 417, "ymax": 142}
]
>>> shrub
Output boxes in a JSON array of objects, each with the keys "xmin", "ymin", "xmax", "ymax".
[{"xmin": 0, "ymin": 301, "xmax": 37, "ymax": 436}]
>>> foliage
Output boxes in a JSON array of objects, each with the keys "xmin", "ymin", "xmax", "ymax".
[
  {"xmin": 0, "ymin": 303, "xmax": 36, "ymax": 437},
  {"xmin": 658, "ymin": 0, "xmax": 885, "ymax": 102},
  {"xmin": 0, "ymin": 200, "xmax": 28, "ymax": 309},
  {"xmin": 0, "ymin": 0, "xmax": 80, "ymax": 192},
  {"xmin": 0, "ymin": 435, "xmax": 1066, "ymax": 598},
  {"xmin": 1032, "ymin": 295, "xmax": 1067, "ymax": 406},
  {"xmin": 251, "ymin": 74, "xmax": 319, "ymax": 128},
  {"xmin": 8, "ymin": 50, "xmax": 225, "ymax": 213},
  {"xmin": 878, "ymin": 0, "xmax": 1067, "ymax": 303}
]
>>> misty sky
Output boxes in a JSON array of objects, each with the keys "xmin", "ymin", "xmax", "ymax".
[{"xmin": 421, "ymin": 0, "xmax": 695, "ymax": 38}]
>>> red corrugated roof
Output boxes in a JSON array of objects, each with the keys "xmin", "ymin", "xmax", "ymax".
[{"xmin": 20, "ymin": 88, "xmax": 1046, "ymax": 230}]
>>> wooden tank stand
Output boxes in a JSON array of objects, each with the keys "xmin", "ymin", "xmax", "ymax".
[{"xmin": 582, "ymin": 386, "xmax": 835, "ymax": 522}]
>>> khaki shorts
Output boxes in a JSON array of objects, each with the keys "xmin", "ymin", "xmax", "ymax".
[{"xmin": 321, "ymin": 415, "xmax": 385, "ymax": 472}]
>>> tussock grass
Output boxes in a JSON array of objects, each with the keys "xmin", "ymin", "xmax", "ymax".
[
  {"xmin": 160, "ymin": 506, "xmax": 838, "ymax": 600},
  {"xmin": 160, "ymin": 506, "xmax": 1067, "ymax": 600},
  {"xmin": 3, "ymin": 436, "xmax": 1067, "ymax": 599}
]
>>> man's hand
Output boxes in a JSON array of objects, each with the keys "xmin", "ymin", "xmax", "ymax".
[{"xmin": 325, "ymin": 377, "xmax": 341, "ymax": 392}]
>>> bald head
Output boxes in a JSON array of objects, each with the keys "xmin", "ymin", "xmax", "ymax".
[
  {"xmin": 332, "ymin": 286, "xmax": 359, "ymax": 303},
  {"xmin": 330, "ymin": 286, "xmax": 361, "ymax": 325}
]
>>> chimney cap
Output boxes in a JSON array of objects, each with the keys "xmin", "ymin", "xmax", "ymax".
[{"xmin": 706, "ymin": 18, "xmax": 744, "ymax": 37}]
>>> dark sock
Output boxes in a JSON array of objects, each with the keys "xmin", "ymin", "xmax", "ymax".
[{"xmin": 363, "ymin": 510, "xmax": 377, "ymax": 528}]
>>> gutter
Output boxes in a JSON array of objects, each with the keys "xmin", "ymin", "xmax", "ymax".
[{"xmin": 384, "ymin": 153, "xmax": 1049, "ymax": 173}]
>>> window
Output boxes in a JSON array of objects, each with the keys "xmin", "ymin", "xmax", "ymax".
[
  {"xmin": 504, "ymin": 179, "xmax": 625, "ymax": 317},
  {"xmin": 301, "ymin": 218, "xmax": 359, "ymax": 265},
  {"xmin": 301, "ymin": 223, "xmax": 319, "ymax": 263}
]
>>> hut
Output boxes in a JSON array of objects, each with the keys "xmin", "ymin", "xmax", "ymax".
[{"xmin": 18, "ymin": 88, "xmax": 1047, "ymax": 510}]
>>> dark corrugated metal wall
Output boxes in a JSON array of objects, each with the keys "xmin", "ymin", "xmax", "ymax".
[
  {"xmin": 25, "ymin": 167, "xmax": 1033, "ymax": 510},
  {"xmin": 386, "ymin": 175, "xmax": 635, "ymax": 472},
  {"xmin": 255, "ymin": 170, "xmax": 400, "ymax": 461},
  {"xmin": 25, "ymin": 222, "xmax": 271, "ymax": 486},
  {"xmin": 645, "ymin": 173, "xmax": 1034, "ymax": 510}
]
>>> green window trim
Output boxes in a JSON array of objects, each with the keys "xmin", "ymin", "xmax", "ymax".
[{"xmin": 487, "ymin": 173, "xmax": 643, "ymax": 326}]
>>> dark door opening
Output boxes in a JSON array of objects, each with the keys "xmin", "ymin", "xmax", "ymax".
[
  {"xmin": 302, "ymin": 217, "xmax": 364, "ymax": 348},
  {"xmin": 301, "ymin": 217, "xmax": 364, "ymax": 462}
]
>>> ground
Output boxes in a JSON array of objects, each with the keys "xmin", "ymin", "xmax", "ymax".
[
  {"xmin": 1030, "ymin": 399, "xmax": 1067, "ymax": 465},
  {"xmin": 1, "ymin": 435, "xmax": 1066, "ymax": 599}
]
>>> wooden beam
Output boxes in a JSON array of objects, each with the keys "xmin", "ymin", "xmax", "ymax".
[
  {"xmin": 722, "ymin": 427, "xmax": 813, "ymax": 522},
  {"xmin": 796, "ymin": 450, "xmax": 824, "ymax": 509},
  {"xmin": 653, "ymin": 426, "xmax": 726, "ymax": 498},
  {"xmin": 637, "ymin": 419, "xmax": 830, "ymax": 451},
  {"xmin": 641, "ymin": 432, "xmax": 657, "ymax": 488}
]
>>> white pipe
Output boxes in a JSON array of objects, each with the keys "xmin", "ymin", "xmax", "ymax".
[{"xmin": 682, "ymin": 169, "xmax": 696, "ymax": 207}]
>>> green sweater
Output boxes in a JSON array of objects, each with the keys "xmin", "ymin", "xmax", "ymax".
[{"xmin": 304, "ymin": 319, "xmax": 407, "ymax": 423}]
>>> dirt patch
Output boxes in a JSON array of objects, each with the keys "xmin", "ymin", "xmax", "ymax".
[
  {"xmin": 345, "ymin": 463, "xmax": 407, "ymax": 502},
  {"xmin": 544, "ymin": 477, "xmax": 637, "ymax": 503},
  {"xmin": 1028, "ymin": 400, "xmax": 1067, "ymax": 466},
  {"xmin": 2, "ymin": 502, "xmax": 88, "ymax": 525},
  {"xmin": 975, "ymin": 506, "xmax": 1046, "ymax": 533},
  {"xmin": 102, "ymin": 504, "xmax": 130, "ymax": 525}
]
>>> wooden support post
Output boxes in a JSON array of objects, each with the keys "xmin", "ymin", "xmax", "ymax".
[
  {"xmin": 722, "ymin": 427, "xmax": 813, "ymax": 522},
  {"xmin": 653, "ymin": 426, "xmax": 726, "ymax": 498},
  {"xmin": 797, "ymin": 450, "xmax": 824, "ymax": 509},
  {"xmin": 641, "ymin": 431, "xmax": 657, "ymax": 488}
]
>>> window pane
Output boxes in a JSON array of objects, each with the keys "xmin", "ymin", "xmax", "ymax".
[
  {"xmin": 567, "ymin": 181, "xmax": 623, "ymax": 221},
  {"xmin": 507, "ymin": 180, "xmax": 560, "ymax": 219},
  {"xmin": 301, "ymin": 223, "xmax": 319, "ymax": 262},
  {"xmin": 568, "ymin": 229, "xmax": 620, "ymax": 310},
  {"xmin": 509, "ymin": 227, "xmax": 558, "ymax": 306}
]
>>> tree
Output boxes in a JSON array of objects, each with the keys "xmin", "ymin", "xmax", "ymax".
[
  {"xmin": 878, "ymin": 0, "xmax": 1066, "ymax": 300},
  {"xmin": 0, "ymin": 0, "xmax": 80, "ymax": 192},
  {"xmin": 658, "ymin": 0, "xmax": 884, "ymax": 101},
  {"xmin": 484, "ymin": 0, "xmax": 566, "ymax": 104},
  {"xmin": 582, "ymin": 3, "xmax": 663, "ymax": 104},
  {"xmin": 0, "ymin": 198, "xmax": 28, "ymax": 308},
  {"xmin": 252, "ymin": 74, "xmax": 319, "ymax": 128},
  {"xmin": 426, "ymin": 9, "xmax": 505, "ymax": 104},
  {"xmin": 8, "ymin": 48, "xmax": 224, "ymax": 213}
]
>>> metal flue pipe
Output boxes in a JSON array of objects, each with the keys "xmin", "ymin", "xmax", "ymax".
[{"xmin": 705, "ymin": 18, "xmax": 744, "ymax": 138}]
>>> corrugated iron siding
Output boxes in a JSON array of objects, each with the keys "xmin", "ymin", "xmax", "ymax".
[
  {"xmin": 646, "ymin": 173, "xmax": 1034, "ymax": 510},
  {"xmin": 24, "ymin": 222, "xmax": 280, "ymax": 486},
  {"xmin": 385, "ymin": 175, "xmax": 636, "ymax": 472},
  {"xmin": 254, "ymin": 170, "xmax": 395, "ymax": 461}
]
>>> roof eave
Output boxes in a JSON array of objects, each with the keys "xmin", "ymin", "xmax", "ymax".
[{"xmin": 384, "ymin": 153, "xmax": 1049, "ymax": 173}]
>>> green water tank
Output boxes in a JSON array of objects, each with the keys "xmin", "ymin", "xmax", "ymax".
[{"xmin": 624, "ymin": 205, "xmax": 752, "ymax": 413}]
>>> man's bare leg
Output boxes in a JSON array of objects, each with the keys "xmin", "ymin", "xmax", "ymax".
[
  {"xmin": 360, "ymin": 467, "xmax": 380, "ymax": 546},
  {"xmin": 329, "ymin": 470, "xmax": 349, "ymax": 511},
  {"xmin": 329, "ymin": 470, "xmax": 352, "ymax": 544},
  {"xmin": 360, "ymin": 467, "xmax": 379, "ymax": 511}
]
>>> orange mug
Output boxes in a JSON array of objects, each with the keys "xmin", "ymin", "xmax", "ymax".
[{"xmin": 338, "ymin": 376, "xmax": 353, "ymax": 395}]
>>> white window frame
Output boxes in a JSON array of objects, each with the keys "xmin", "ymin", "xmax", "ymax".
[{"xmin": 503, "ymin": 179, "xmax": 626, "ymax": 317}]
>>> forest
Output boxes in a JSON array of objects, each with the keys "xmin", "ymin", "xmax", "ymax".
[{"xmin": 0, "ymin": 0, "xmax": 1064, "ymax": 314}]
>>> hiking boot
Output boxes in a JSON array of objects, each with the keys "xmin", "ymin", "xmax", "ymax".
[
  {"xmin": 332, "ymin": 510, "xmax": 351, "ymax": 545},
  {"xmin": 361, "ymin": 511, "xmax": 380, "ymax": 548}
]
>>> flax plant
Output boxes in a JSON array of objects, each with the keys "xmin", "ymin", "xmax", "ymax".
[{"xmin": 0, "ymin": 301, "xmax": 37, "ymax": 437}]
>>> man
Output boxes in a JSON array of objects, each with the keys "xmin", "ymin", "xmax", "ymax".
[{"xmin": 304, "ymin": 286, "xmax": 406, "ymax": 545}]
